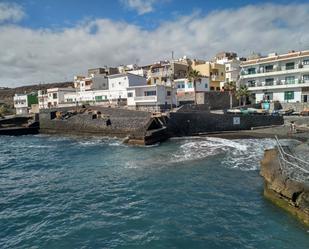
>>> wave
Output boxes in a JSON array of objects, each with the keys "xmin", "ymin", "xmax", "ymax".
[{"xmin": 170, "ymin": 137, "xmax": 277, "ymax": 171}]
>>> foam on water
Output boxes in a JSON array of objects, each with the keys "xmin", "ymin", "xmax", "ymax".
[
  {"xmin": 1, "ymin": 135, "xmax": 309, "ymax": 249},
  {"xmin": 170, "ymin": 137, "xmax": 277, "ymax": 171}
]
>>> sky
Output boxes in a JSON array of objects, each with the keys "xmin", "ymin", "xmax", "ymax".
[{"xmin": 0, "ymin": 0, "xmax": 308, "ymax": 87}]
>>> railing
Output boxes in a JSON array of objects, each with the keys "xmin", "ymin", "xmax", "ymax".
[
  {"xmin": 248, "ymin": 79, "xmax": 309, "ymax": 88},
  {"xmin": 134, "ymin": 96, "xmax": 157, "ymax": 101},
  {"xmin": 241, "ymin": 65, "xmax": 309, "ymax": 76},
  {"xmin": 275, "ymin": 136, "xmax": 309, "ymax": 183}
]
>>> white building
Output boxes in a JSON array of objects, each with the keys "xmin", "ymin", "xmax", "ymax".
[
  {"xmin": 74, "ymin": 75, "xmax": 109, "ymax": 92},
  {"xmin": 38, "ymin": 90, "xmax": 48, "ymax": 109},
  {"xmin": 61, "ymin": 73, "xmax": 147, "ymax": 106},
  {"xmin": 13, "ymin": 93, "xmax": 38, "ymax": 115},
  {"xmin": 174, "ymin": 77, "xmax": 210, "ymax": 104},
  {"xmin": 107, "ymin": 73, "xmax": 147, "ymax": 100},
  {"xmin": 127, "ymin": 84, "xmax": 177, "ymax": 111},
  {"xmin": 240, "ymin": 50, "xmax": 309, "ymax": 103},
  {"xmin": 225, "ymin": 59, "xmax": 241, "ymax": 84},
  {"xmin": 214, "ymin": 52, "xmax": 242, "ymax": 87},
  {"xmin": 44, "ymin": 88, "xmax": 76, "ymax": 108}
]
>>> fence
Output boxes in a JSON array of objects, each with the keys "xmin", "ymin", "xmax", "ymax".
[{"xmin": 275, "ymin": 136, "xmax": 309, "ymax": 183}]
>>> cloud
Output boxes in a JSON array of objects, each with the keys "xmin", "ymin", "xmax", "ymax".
[
  {"xmin": 120, "ymin": 0, "xmax": 156, "ymax": 15},
  {"xmin": 0, "ymin": 2, "xmax": 25, "ymax": 23},
  {"xmin": 0, "ymin": 3, "xmax": 309, "ymax": 87}
]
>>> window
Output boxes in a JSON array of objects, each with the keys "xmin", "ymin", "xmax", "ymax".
[
  {"xmin": 95, "ymin": 96, "xmax": 103, "ymax": 101},
  {"xmin": 119, "ymin": 82, "xmax": 121, "ymax": 85},
  {"xmin": 53, "ymin": 93, "xmax": 57, "ymax": 99},
  {"xmin": 226, "ymin": 78, "xmax": 229, "ymax": 82},
  {"xmin": 210, "ymin": 87, "xmax": 215, "ymax": 91},
  {"xmin": 302, "ymin": 95, "xmax": 308, "ymax": 103},
  {"xmin": 265, "ymin": 78, "xmax": 274, "ymax": 86},
  {"xmin": 216, "ymin": 87, "xmax": 220, "ymax": 91},
  {"xmin": 248, "ymin": 80, "xmax": 256, "ymax": 87},
  {"xmin": 248, "ymin": 68, "xmax": 256, "ymax": 74},
  {"xmin": 263, "ymin": 92, "xmax": 273, "ymax": 101},
  {"xmin": 167, "ymin": 91, "xmax": 171, "ymax": 96},
  {"xmin": 284, "ymin": 91, "xmax": 294, "ymax": 101},
  {"xmin": 303, "ymin": 75, "xmax": 309, "ymax": 82},
  {"xmin": 187, "ymin": 82, "xmax": 193, "ymax": 88},
  {"xmin": 127, "ymin": 92, "xmax": 133, "ymax": 97},
  {"xmin": 285, "ymin": 76, "xmax": 295, "ymax": 84},
  {"xmin": 226, "ymin": 66, "xmax": 229, "ymax": 71},
  {"xmin": 303, "ymin": 59, "xmax": 309, "ymax": 65},
  {"xmin": 265, "ymin": 65, "xmax": 273, "ymax": 72},
  {"xmin": 221, "ymin": 72, "xmax": 224, "ymax": 76},
  {"xmin": 285, "ymin": 62, "xmax": 295, "ymax": 70},
  {"xmin": 181, "ymin": 84, "xmax": 185, "ymax": 88},
  {"xmin": 205, "ymin": 83, "xmax": 208, "ymax": 88},
  {"xmin": 144, "ymin": 91, "xmax": 156, "ymax": 96}
]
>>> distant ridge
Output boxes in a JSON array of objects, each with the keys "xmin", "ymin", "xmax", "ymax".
[{"xmin": 0, "ymin": 81, "xmax": 73, "ymax": 107}]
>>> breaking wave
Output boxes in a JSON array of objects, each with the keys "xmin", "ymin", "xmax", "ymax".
[{"xmin": 170, "ymin": 137, "xmax": 277, "ymax": 171}]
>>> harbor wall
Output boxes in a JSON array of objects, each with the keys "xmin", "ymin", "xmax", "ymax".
[
  {"xmin": 39, "ymin": 107, "xmax": 152, "ymax": 139},
  {"xmin": 271, "ymin": 102, "xmax": 309, "ymax": 112},
  {"xmin": 167, "ymin": 112, "xmax": 284, "ymax": 136},
  {"xmin": 179, "ymin": 92, "xmax": 239, "ymax": 112}
]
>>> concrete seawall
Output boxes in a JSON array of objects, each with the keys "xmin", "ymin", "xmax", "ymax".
[{"xmin": 167, "ymin": 112, "xmax": 284, "ymax": 136}]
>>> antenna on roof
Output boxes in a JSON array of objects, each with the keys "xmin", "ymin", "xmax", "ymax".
[{"xmin": 172, "ymin": 51, "xmax": 174, "ymax": 60}]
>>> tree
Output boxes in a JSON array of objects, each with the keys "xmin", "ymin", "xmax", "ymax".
[
  {"xmin": 187, "ymin": 69, "xmax": 202, "ymax": 105},
  {"xmin": 224, "ymin": 81, "xmax": 236, "ymax": 108},
  {"xmin": 236, "ymin": 85, "xmax": 250, "ymax": 106},
  {"xmin": 0, "ymin": 105, "xmax": 7, "ymax": 118}
]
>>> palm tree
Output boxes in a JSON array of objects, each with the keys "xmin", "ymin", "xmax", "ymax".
[
  {"xmin": 187, "ymin": 69, "xmax": 201, "ymax": 105},
  {"xmin": 236, "ymin": 85, "xmax": 250, "ymax": 106},
  {"xmin": 224, "ymin": 81, "xmax": 236, "ymax": 108}
]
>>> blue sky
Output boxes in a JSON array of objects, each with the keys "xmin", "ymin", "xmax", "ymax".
[
  {"xmin": 0, "ymin": 0, "xmax": 308, "ymax": 86},
  {"xmin": 12, "ymin": 0, "xmax": 306, "ymax": 30}
]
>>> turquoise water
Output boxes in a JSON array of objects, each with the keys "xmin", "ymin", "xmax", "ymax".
[{"xmin": 0, "ymin": 135, "xmax": 308, "ymax": 249}]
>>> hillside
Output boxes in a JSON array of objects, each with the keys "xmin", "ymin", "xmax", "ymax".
[{"xmin": 0, "ymin": 82, "xmax": 73, "ymax": 107}]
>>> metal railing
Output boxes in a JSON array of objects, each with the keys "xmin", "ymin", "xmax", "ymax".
[{"xmin": 275, "ymin": 136, "xmax": 309, "ymax": 182}]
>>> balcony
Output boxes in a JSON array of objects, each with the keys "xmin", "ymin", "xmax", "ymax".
[
  {"xmin": 211, "ymin": 75, "xmax": 221, "ymax": 81},
  {"xmin": 150, "ymin": 70, "xmax": 169, "ymax": 78},
  {"xmin": 241, "ymin": 65, "xmax": 309, "ymax": 79},
  {"xmin": 134, "ymin": 96, "xmax": 157, "ymax": 102},
  {"xmin": 247, "ymin": 78, "xmax": 309, "ymax": 90}
]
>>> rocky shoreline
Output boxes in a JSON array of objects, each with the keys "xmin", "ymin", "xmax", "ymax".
[{"xmin": 260, "ymin": 148, "xmax": 309, "ymax": 226}]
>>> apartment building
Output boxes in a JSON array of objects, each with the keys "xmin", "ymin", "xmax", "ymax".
[
  {"xmin": 88, "ymin": 67, "xmax": 119, "ymax": 77},
  {"xmin": 127, "ymin": 84, "xmax": 177, "ymax": 111},
  {"xmin": 213, "ymin": 52, "xmax": 243, "ymax": 87},
  {"xmin": 240, "ymin": 50, "xmax": 309, "ymax": 103},
  {"xmin": 174, "ymin": 77, "xmax": 210, "ymax": 104},
  {"xmin": 191, "ymin": 61, "xmax": 225, "ymax": 91},
  {"xmin": 13, "ymin": 93, "xmax": 38, "ymax": 115},
  {"xmin": 148, "ymin": 61, "xmax": 188, "ymax": 85}
]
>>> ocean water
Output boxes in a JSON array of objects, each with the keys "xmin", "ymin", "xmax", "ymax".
[{"xmin": 0, "ymin": 135, "xmax": 308, "ymax": 249}]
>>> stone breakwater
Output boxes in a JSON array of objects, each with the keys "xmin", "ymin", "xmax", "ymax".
[
  {"xmin": 260, "ymin": 149, "xmax": 309, "ymax": 226},
  {"xmin": 39, "ymin": 107, "xmax": 168, "ymax": 145},
  {"xmin": 39, "ymin": 107, "xmax": 284, "ymax": 145}
]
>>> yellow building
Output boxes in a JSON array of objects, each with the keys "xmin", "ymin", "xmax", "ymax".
[{"xmin": 191, "ymin": 60, "xmax": 225, "ymax": 91}]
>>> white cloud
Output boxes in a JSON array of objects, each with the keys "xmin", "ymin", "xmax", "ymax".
[
  {"xmin": 120, "ymin": 0, "xmax": 156, "ymax": 15},
  {"xmin": 0, "ymin": 2, "xmax": 25, "ymax": 23},
  {"xmin": 0, "ymin": 3, "xmax": 309, "ymax": 87}
]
